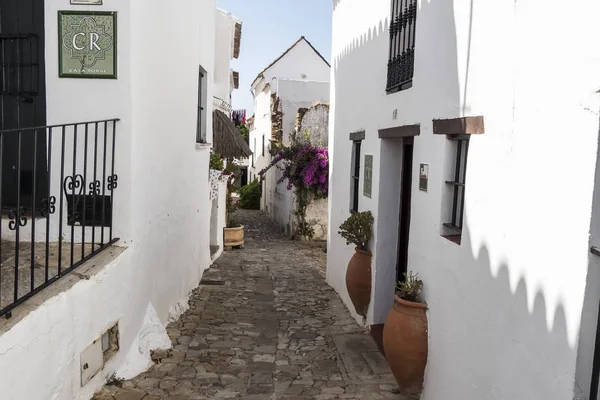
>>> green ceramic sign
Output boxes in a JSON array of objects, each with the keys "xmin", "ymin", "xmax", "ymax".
[
  {"xmin": 363, "ymin": 154, "xmax": 373, "ymax": 198},
  {"xmin": 59, "ymin": 11, "xmax": 117, "ymax": 79}
]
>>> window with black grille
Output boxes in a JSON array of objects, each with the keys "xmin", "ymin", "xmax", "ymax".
[
  {"xmin": 350, "ymin": 141, "xmax": 362, "ymax": 212},
  {"xmin": 444, "ymin": 137, "xmax": 469, "ymax": 238},
  {"xmin": 386, "ymin": 0, "xmax": 417, "ymax": 93},
  {"xmin": 196, "ymin": 65, "xmax": 207, "ymax": 143}
]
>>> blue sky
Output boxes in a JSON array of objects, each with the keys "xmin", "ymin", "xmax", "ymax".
[{"xmin": 217, "ymin": 0, "xmax": 333, "ymax": 114}]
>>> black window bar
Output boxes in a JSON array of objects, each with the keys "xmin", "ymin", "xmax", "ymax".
[
  {"xmin": 387, "ymin": 0, "xmax": 417, "ymax": 93},
  {"xmin": 444, "ymin": 138, "xmax": 469, "ymax": 233},
  {"xmin": 0, "ymin": 119, "xmax": 120, "ymax": 318},
  {"xmin": 0, "ymin": 33, "xmax": 39, "ymax": 97},
  {"xmin": 351, "ymin": 141, "xmax": 361, "ymax": 212}
]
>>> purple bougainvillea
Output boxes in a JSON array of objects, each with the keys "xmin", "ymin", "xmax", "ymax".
[{"xmin": 259, "ymin": 143, "xmax": 329, "ymax": 198}]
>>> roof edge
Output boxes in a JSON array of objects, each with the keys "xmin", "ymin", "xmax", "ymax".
[{"xmin": 250, "ymin": 36, "xmax": 330, "ymax": 87}]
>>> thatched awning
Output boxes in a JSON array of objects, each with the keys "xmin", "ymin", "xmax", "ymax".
[
  {"xmin": 213, "ymin": 110, "xmax": 252, "ymax": 158},
  {"xmin": 232, "ymin": 71, "xmax": 239, "ymax": 89},
  {"xmin": 233, "ymin": 22, "xmax": 242, "ymax": 59}
]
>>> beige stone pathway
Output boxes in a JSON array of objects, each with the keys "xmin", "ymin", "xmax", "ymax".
[{"xmin": 94, "ymin": 210, "xmax": 415, "ymax": 400}]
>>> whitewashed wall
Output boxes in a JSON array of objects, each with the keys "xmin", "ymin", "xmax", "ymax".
[
  {"xmin": 248, "ymin": 87, "xmax": 271, "ymax": 192},
  {"xmin": 260, "ymin": 38, "xmax": 330, "ymax": 84},
  {"xmin": 298, "ymin": 104, "xmax": 329, "ymax": 146},
  {"xmin": 214, "ymin": 8, "xmax": 239, "ymax": 108},
  {"xmin": 305, "ymin": 198, "xmax": 328, "ymax": 241},
  {"xmin": 0, "ymin": 1, "xmax": 217, "ymax": 399},
  {"xmin": 328, "ymin": 0, "xmax": 600, "ymax": 399}
]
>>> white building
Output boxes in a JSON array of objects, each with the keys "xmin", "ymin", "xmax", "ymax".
[
  {"xmin": 0, "ymin": 1, "xmax": 230, "ymax": 399},
  {"xmin": 209, "ymin": 7, "xmax": 246, "ymax": 253},
  {"xmin": 248, "ymin": 37, "xmax": 330, "ymax": 237},
  {"xmin": 213, "ymin": 7, "xmax": 241, "ymax": 118},
  {"xmin": 212, "ymin": 8, "xmax": 251, "ymax": 186},
  {"xmin": 328, "ymin": 0, "xmax": 600, "ymax": 399}
]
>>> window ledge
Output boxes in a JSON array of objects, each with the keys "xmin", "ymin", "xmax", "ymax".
[
  {"xmin": 195, "ymin": 142, "xmax": 212, "ymax": 150},
  {"xmin": 442, "ymin": 234, "xmax": 462, "ymax": 246},
  {"xmin": 442, "ymin": 223, "xmax": 462, "ymax": 245},
  {"xmin": 386, "ymin": 79, "xmax": 413, "ymax": 94}
]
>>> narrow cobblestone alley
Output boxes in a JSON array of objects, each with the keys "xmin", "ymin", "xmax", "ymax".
[{"xmin": 95, "ymin": 210, "xmax": 413, "ymax": 400}]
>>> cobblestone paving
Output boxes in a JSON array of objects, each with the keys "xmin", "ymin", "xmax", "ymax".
[{"xmin": 94, "ymin": 210, "xmax": 414, "ymax": 400}]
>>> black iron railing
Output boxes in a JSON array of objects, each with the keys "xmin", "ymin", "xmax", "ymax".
[
  {"xmin": 213, "ymin": 96, "xmax": 232, "ymax": 113},
  {"xmin": 386, "ymin": 0, "xmax": 417, "ymax": 93},
  {"xmin": 0, "ymin": 118, "xmax": 119, "ymax": 318}
]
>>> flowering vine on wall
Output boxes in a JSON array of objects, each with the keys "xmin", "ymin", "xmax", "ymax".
[{"xmin": 259, "ymin": 140, "xmax": 329, "ymax": 239}]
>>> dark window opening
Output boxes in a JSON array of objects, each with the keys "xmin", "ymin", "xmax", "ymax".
[
  {"xmin": 262, "ymin": 135, "xmax": 265, "ymax": 156},
  {"xmin": 351, "ymin": 141, "xmax": 362, "ymax": 212},
  {"xmin": 102, "ymin": 323, "xmax": 119, "ymax": 363},
  {"xmin": 443, "ymin": 137, "xmax": 469, "ymax": 240},
  {"xmin": 66, "ymin": 194, "xmax": 112, "ymax": 227},
  {"xmin": 386, "ymin": 0, "xmax": 417, "ymax": 93}
]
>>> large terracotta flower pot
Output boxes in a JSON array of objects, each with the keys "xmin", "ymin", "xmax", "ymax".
[
  {"xmin": 345, "ymin": 248, "xmax": 372, "ymax": 317},
  {"xmin": 383, "ymin": 296, "xmax": 428, "ymax": 395},
  {"xmin": 224, "ymin": 225, "xmax": 244, "ymax": 247}
]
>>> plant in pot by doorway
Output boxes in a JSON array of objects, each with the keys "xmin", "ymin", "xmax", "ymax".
[
  {"xmin": 383, "ymin": 271, "xmax": 428, "ymax": 395},
  {"xmin": 223, "ymin": 160, "xmax": 244, "ymax": 248},
  {"xmin": 338, "ymin": 211, "xmax": 374, "ymax": 318}
]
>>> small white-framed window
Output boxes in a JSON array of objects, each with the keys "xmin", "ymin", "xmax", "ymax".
[
  {"xmin": 442, "ymin": 136, "xmax": 469, "ymax": 244},
  {"xmin": 196, "ymin": 65, "xmax": 207, "ymax": 143}
]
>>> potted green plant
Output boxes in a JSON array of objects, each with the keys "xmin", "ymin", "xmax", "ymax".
[
  {"xmin": 223, "ymin": 160, "xmax": 244, "ymax": 248},
  {"xmin": 338, "ymin": 211, "xmax": 374, "ymax": 317},
  {"xmin": 382, "ymin": 271, "xmax": 428, "ymax": 395}
]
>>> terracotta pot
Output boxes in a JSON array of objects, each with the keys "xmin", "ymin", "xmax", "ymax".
[
  {"xmin": 345, "ymin": 248, "xmax": 372, "ymax": 317},
  {"xmin": 383, "ymin": 296, "xmax": 428, "ymax": 395},
  {"xmin": 224, "ymin": 225, "xmax": 244, "ymax": 247}
]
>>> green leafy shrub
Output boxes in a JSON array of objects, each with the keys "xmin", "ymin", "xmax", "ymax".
[
  {"xmin": 396, "ymin": 271, "xmax": 423, "ymax": 302},
  {"xmin": 238, "ymin": 124, "xmax": 250, "ymax": 143},
  {"xmin": 210, "ymin": 152, "xmax": 224, "ymax": 170},
  {"xmin": 338, "ymin": 211, "xmax": 374, "ymax": 251},
  {"xmin": 239, "ymin": 179, "xmax": 261, "ymax": 210}
]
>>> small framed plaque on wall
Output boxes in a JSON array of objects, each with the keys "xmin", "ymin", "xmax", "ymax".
[{"xmin": 58, "ymin": 11, "xmax": 117, "ymax": 79}]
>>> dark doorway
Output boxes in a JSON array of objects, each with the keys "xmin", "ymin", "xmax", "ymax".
[
  {"xmin": 0, "ymin": 0, "xmax": 48, "ymax": 211},
  {"xmin": 240, "ymin": 167, "xmax": 248, "ymax": 187},
  {"xmin": 396, "ymin": 138, "xmax": 414, "ymax": 282}
]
